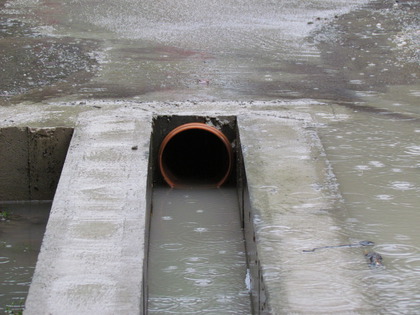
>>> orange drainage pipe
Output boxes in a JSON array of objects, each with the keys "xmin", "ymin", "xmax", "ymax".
[{"xmin": 158, "ymin": 122, "xmax": 233, "ymax": 188}]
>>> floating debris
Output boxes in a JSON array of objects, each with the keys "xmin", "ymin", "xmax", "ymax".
[
  {"xmin": 365, "ymin": 251, "xmax": 384, "ymax": 268},
  {"xmin": 303, "ymin": 240, "xmax": 375, "ymax": 252}
]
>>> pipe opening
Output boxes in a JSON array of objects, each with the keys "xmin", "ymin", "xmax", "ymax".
[{"xmin": 159, "ymin": 123, "xmax": 232, "ymax": 188}]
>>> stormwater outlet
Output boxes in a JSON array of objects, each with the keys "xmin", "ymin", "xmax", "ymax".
[
  {"xmin": 145, "ymin": 116, "xmax": 267, "ymax": 314},
  {"xmin": 158, "ymin": 122, "xmax": 233, "ymax": 188}
]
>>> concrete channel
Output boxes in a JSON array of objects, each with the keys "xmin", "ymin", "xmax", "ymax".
[{"xmin": 0, "ymin": 101, "xmax": 370, "ymax": 314}]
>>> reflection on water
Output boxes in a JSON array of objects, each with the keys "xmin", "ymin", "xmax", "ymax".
[
  {"xmin": 148, "ymin": 188, "xmax": 250, "ymax": 314},
  {"xmin": 319, "ymin": 112, "xmax": 420, "ymax": 314},
  {"xmin": 0, "ymin": 202, "xmax": 51, "ymax": 313}
]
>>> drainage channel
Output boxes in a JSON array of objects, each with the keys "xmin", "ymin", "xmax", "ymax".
[{"xmin": 145, "ymin": 116, "xmax": 264, "ymax": 314}]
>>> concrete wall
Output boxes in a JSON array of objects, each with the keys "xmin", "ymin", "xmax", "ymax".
[
  {"xmin": 0, "ymin": 127, "xmax": 73, "ymax": 201},
  {"xmin": 236, "ymin": 129, "xmax": 269, "ymax": 314}
]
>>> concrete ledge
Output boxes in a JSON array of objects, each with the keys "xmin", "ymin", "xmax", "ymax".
[
  {"xmin": 25, "ymin": 112, "xmax": 152, "ymax": 314},
  {"xmin": 238, "ymin": 113, "xmax": 365, "ymax": 313}
]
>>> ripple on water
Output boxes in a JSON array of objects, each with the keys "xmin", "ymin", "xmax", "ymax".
[
  {"xmin": 373, "ymin": 243, "xmax": 420, "ymax": 274},
  {"xmin": 285, "ymin": 268, "xmax": 367, "ymax": 312},
  {"xmin": 389, "ymin": 181, "xmax": 416, "ymax": 191},
  {"xmin": 375, "ymin": 194, "xmax": 394, "ymax": 201},
  {"xmin": 182, "ymin": 272, "xmax": 214, "ymax": 287},
  {"xmin": 149, "ymin": 294, "xmax": 248, "ymax": 314},
  {"xmin": 193, "ymin": 227, "xmax": 208, "ymax": 233},
  {"xmin": 388, "ymin": 255, "xmax": 420, "ymax": 274},
  {"xmin": 404, "ymin": 145, "xmax": 420, "ymax": 156},
  {"xmin": 360, "ymin": 266, "xmax": 420, "ymax": 314},
  {"xmin": 394, "ymin": 234, "xmax": 411, "ymax": 241},
  {"xmin": 148, "ymin": 296, "xmax": 203, "ymax": 314},
  {"xmin": 391, "ymin": 168, "xmax": 402, "ymax": 173},
  {"xmin": 355, "ymin": 164, "xmax": 371, "ymax": 171},
  {"xmin": 257, "ymin": 225, "xmax": 319, "ymax": 250},
  {"xmin": 177, "ymin": 225, "xmax": 244, "ymax": 247},
  {"xmin": 0, "ymin": 257, "xmax": 10, "ymax": 264},
  {"xmin": 159, "ymin": 243, "xmax": 184, "ymax": 251},
  {"xmin": 368, "ymin": 160, "xmax": 385, "ymax": 167},
  {"xmin": 162, "ymin": 265, "xmax": 178, "ymax": 273},
  {"xmin": 375, "ymin": 243, "xmax": 419, "ymax": 256},
  {"xmin": 183, "ymin": 256, "xmax": 209, "ymax": 265}
]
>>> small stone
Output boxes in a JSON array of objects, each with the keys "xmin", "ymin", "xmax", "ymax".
[{"xmin": 131, "ymin": 145, "xmax": 138, "ymax": 150}]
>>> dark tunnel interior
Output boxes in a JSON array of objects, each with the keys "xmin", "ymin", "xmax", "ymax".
[{"xmin": 160, "ymin": 128, "xmax": 232, "ymax": 187}]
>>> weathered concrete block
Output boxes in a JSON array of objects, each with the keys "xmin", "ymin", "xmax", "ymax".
[
  {"xmin": 0, "ymin": 127, "xmax": 72, "ymax": 201},
  {"xmin": 25, "ymin": 112, "xmax": 152, "ymax": 315},
  {"xmin": 0, "ymin": 127, "xmax": 30, "ymax": 200},
  {"xmin": 28, "ymin": 128, "xmax": 73, "ymax": 200}
]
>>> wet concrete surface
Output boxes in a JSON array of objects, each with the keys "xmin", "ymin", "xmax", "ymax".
[
  {"xmin": 0, "ymin": 0, "xmax": 99, "ymax": 104},
  {"xmin": 0, "ymin": 0, "xmax": 418, "ymax": 106},
  {"xmin": 0, "ymin": 25, "xmax": 98, "ymax": 104}
]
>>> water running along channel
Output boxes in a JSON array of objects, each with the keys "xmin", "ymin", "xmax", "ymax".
[
  {"xmin": 147, "ymin": 187, "xmax": 250, "ymax": 314},
  {"xmin": 146, "ymin": 117, "xmax": 253, "ymax": 313}
]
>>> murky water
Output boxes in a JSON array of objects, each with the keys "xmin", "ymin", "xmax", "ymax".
[
  {"xmin": 0, "ymin": 202, "xmax": 51, "ymax": 313},
  {"xmin": 148, "ymin": 188, "xmax": 250, "ymax": 314},
  {"xmin": 318, "ymin": 111, "xmax": 420, "ymax": 313},
  {"xmin": 312, "ymin": 3, "xmax": 420, "ymax": 313}
]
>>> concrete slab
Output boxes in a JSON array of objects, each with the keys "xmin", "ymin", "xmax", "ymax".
[
  {"xmin": 24, "ymin": 111, "xmax": 153, "ymax": 314},
  {"xmin": 238, "ymin": 112, "xmax": 365, "ymax": 313}
]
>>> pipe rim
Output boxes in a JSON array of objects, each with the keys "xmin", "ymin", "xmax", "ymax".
[{"xmin": 158, "ymin": 122, "xmax": 233, "ymax": 188}]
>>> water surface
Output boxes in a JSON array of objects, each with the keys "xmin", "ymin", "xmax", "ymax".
[
  {"xmin": 318, "ymin": 110, "xmax": 420, "ymax": 314},
  {"xmin": 148, "ymin": 188, "xmax": 250, "ymax": 314},
  {"xmin": 0, "ymin": 202, "xmax": 51, "ymax": 313}
]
